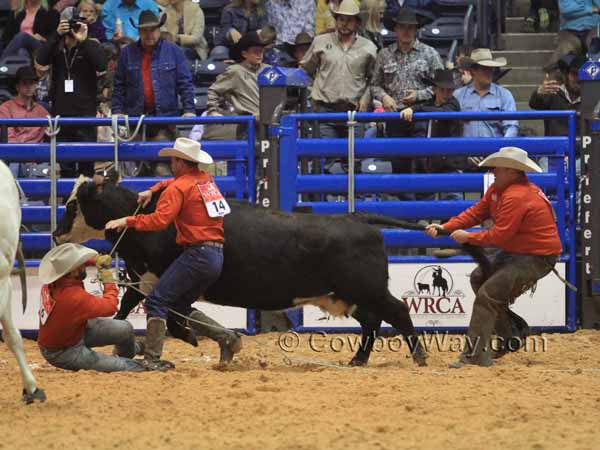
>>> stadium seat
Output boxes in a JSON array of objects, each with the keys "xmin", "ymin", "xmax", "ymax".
[
  {"xmin": 200, "ymin": 0, "xmax": 230, "ymax": 26},
  {"xmin": 192, "ymin": 60, "xmax": 226, "ymax": 86}
]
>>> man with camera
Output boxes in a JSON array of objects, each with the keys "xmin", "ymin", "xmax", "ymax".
[{"xmin": 35, "ymin": 7, "xmax": 107, "ymax": 177}]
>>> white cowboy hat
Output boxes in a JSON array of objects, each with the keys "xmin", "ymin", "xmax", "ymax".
[
  {"xmin": 478, "ymin": 146, "xmax": 543, "ymax": 173},
  {"xmin": 464, "ymin": 48, "xmax": 507, "ymax": 68},
  {"xmin": 39, "ymin": 243, "xmax": 98, "ymax": 284},
  {"xmin": 335, "ymin": 0, "xmax": 360, "ymax": 17},
  {"xmin": 158, "ymin": 137, "xmax": 213, "ymax": 164}
]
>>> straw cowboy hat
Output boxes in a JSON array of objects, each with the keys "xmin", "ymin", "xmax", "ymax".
[
  {"xmin": 478, "ymin": 146, "xmax": 543, "ymax": 173},
  {"xmin": 463, "ymin": 48, "xmax": 507, "ymax": 68},
  {"xmin": 334, "ymin": 0, "xmax": 361, "ymax": 18},
  {"xmin": 158, "ymin": 137, "xmax": 213, "ymax": 164},
  {"xmin": 39, "ymin": 243, "xmax": 98, "ymax": 284}
]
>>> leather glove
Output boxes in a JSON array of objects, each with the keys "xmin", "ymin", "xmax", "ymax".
[
  {"xmin": 98, "ymin": 269, "xmax": 116, "ymax": 284},
  {"xmin": 95, "ymin": 254, "xmax": 112, "ymax": 270}
]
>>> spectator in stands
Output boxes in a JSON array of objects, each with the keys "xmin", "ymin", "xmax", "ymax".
[
  {"xmin": 0, "ymin": 66, "xmax": 49, "ymax": 177},
  {"xmin": 454, "ymin": 48, "xmax": 519, "ymax": 139},
  {"xmin": 102, "ymin": 0, "xmax": 160, "ymax": 40},
  {"xmin": 32, "ymin": 48, "xmax": 51, "ymax": 109},
  {"xmin": 207, "ymin": 31, "xmax": 268, "ymax": 134},
  {"xmin": 315, "ymin": 0, "xmax": 359, "ymax": 35},
  {"xmin": 218, "ymin": 0, "xmax": 268, "ymax": 46},
  {"xmin": 453, "ymin": 44, "xmax": 473, "ymax": 86},
  {"xmin": 551, "ymin": 0, "xmax": 600, "ymax": 58},
  {"xmin": 78, "ymin": 0, "xmax": 107, "ymax": 43},
  {"xmin": 36, "ymin": 6, "xmax": 107, "ymax": 177},
  {"xmin": 529, "ymin": 52, "xmax": 583, "ymax": 136},
  {"xmin": 283, "ymin": 32, "xmax": 312, "ymax": 67},
  {"xmin": 371, "ymin": 7, "xmax": 443, "ymax": 144},
  {"xmin": 163, "ymin": 0, "xmax": 209, "ymax": 60},
  {"xmin": 1, "ymin": 0, "xmax": 59, "ymax": 58},
  {"xmin": 301, "ymin": 0, "xmax": 376, "ymax": 138},
  {"xmin": 360, "ymin": 0, "xmax": 385, "ymax": 50},
  {"xmin": 265, "ymin": 0, "xmax": 315, "ymax": 47},
  {"xmin": 525, "ymin": 0, "xmax": 558, "ymax": 32}
]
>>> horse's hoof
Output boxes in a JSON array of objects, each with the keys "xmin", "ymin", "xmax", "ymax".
[{"xmin": 22, "ymin": 388, "xmax": 46, "ymax": 405}]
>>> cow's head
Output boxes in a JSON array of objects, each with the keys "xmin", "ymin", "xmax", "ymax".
[{"xmin": 53, "ymin": 171, "xmax": 138, "ymax": 245}]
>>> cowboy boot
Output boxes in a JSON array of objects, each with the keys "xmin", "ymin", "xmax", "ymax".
[
  {"xmin": 492, "ymin": 309, "xmax": 530, "ymax": 359},
  {"xmin": 144, "ymin": 317, "xmax": 175, "ymax": 371},
  {"xmin": 167, "ymin": 313, "xmax": 199, "ymax": 347},
  {"xmin": 188, "ymin": 310, "xmax": 242, "ymax": 363}
]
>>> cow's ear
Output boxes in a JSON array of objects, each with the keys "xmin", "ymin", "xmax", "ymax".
[{"xmin": 92, "ymin": 163, "xmax": 120, "ymax": 189}]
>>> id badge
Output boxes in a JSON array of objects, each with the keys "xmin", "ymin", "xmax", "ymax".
[
  {"xmin": 196, "ymin": 181, "xmax": 231, "ymax": 218},
  {"xmin": 64, "ymin": 79, "xmax": 74, "ymax": 93}
]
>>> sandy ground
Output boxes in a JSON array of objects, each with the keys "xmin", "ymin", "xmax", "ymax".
[{"xmin": 1, "ymin": 331, "xmax": 600, "ymax": 450}]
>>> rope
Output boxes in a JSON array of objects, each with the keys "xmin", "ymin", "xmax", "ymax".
[
  {"xmin": 110, "ymin": 114, "xmax": 146, "ymax": 176},
  {"xmin": 108, "ymin": 203, "xmax": 141, "ymax": 257}
]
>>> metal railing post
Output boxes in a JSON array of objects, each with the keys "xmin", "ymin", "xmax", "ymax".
[
  {"xmin": 45, "ymin": 116, "xmax": 60, "ymax": 248},
  {"xmin": 347, "ymin": 110, "xmax": 356, "ymax": 213}
]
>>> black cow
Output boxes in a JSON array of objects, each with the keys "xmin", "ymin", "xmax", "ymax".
[{"xmin": 54, "ymin": 177, "xmax": 435, "ymax": 367}]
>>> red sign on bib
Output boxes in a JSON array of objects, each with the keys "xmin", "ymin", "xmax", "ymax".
[
  {"xmin": 39, "ymin": 284, "xmax": 56, "ymax": 325},
  {"xmin": 196, "ymin": 181, "xmax": 231, "ymax": 218}
]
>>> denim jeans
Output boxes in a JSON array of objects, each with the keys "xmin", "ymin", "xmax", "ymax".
[
  {"xmin": 144, "ymin": 244, "xmax": 224, "ymax": 320},
  {"xmin": 39, "ymin": 318, "xmax": 144, "ymax": 372},
  {"xmin": 2, "ymin": 32, "xmax": 41, "ymax": 59}
]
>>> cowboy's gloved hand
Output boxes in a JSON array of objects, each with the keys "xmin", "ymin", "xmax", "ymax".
[
  {"xmin": 95, "ymin": 254, "xmax": 112, "ymax": 269},
  {"xmin": 425, "ymin": 224, "xmax": 445, "ymax": 238},
  {"xmin": 98, "ymin": 269, "xmax": 116, "ymax": 284}
]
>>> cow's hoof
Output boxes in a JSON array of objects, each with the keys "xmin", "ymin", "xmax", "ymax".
[
  {"xmin": 219, "ymin": 333, "xmax": 242, "ymax": 364},
  {"xmin": 22, "ymin": 388, "xmax": 46, "ymax": 405},
  {"xmin": 348, "ymin": 357, "xmax": 368, "ymax": 367},
  {"xmin": 412, "ymin": 352, "xmax": 428, "ymax": 367}
]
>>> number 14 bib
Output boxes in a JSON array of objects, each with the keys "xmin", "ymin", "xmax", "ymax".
[{"xmin": 196, "ymin": 181, "xmax": 231, "ymax": 218}]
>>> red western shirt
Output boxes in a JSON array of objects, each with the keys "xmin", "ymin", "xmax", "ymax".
[
  {"xmin": 443, "ymin": 177, "xmax": 562, "ymax": 255},
  {"xmin": 0, "ymin": 97, "xmax": 48, "ymax": 143},
  {"xmin": 126, "ymin": 166, "xmax": 225, "ymax": 245},
  {"xmin": 142, "ymin": 50, "xmax": 155, "ymax": 112},
  {"xmin": 38, "ymin": 277, "xmax": 119, "ymax": 350}
]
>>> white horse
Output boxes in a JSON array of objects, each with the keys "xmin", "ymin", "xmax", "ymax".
[{"xmin": 0, "ymin": 161, "xmax": 45, "ymax": 403}]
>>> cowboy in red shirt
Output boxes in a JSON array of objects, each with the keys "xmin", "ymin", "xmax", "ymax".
[
  {"xmin": 37, "ymin": 243, "xmax": 146, "ymax": 372},
  {"xmin": 106, "ymin": 138, "xmax": 241, "ymax": 370},
  {"xmin": 426, "ymin": 147, "xmax": 562, "ymax": 368}
]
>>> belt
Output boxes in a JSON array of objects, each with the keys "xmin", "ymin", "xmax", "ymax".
[
  {"xmin": 186, "ymin": 241, "xmax": 224, "ymax": 249},
  {"xmin": 314, "ymin": 100, "xmax": 357, "ymax": 112}
]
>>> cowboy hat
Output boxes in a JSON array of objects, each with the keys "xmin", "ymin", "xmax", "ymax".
[
  {"xmin": 383, "ymin": 7, "xmax": 433, "ymax": 30},
  {"xmin": 334, "ymin": 0, "xmax": 360, "ymax": 17},
  {"xmin": 462, "ymin": 48, "xmax": 507, "ymax": 68},
  {"xmin": 430, "ymin": 69, "xmax": 458, "ymax": 89},
  {"xmin": 478, "ymin": 146, "xmax": 542, "ymax": 173},
  {"xmin": 231, "ymin": 30, "xmax": 269, "ymax": 62},
  {"xmin": 130, "ymin": 10, "xmax": 166, "ymax": 30},
  {"xmin": 158, "ymin": 137, "xmax": 213, "ymax": 164},
  {"xmin": 39, "ymin": 243, "xmax": 98, "ymax": 284}
]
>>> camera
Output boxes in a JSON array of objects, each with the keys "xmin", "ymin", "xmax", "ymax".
[{"xmin": 68, "ymin": 15, "xmax": 85, "ymax": 32}]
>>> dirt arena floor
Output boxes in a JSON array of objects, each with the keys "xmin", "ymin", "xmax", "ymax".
[{"xmin": 1, "ymin": 330, "xmax": 600, "ymax": 450}]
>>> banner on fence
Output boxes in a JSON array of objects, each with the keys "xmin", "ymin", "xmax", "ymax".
[
  {"xmin": 301, "ymin": 262, "xmax": 567, "ymax": 329},
  {"xmin": 7, "ymin": 268, "xmax": 249, "ymax": 332}
]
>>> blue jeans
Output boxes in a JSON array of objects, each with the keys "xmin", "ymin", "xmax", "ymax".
[
  {"xmin": 39, "ymin": 319, "xmax": 144, "ymax": 372},
  {"xmin": 2, "ymin": 32, "xmax": 41, "ymax": 59},
  {"xmin": 145, "ymin": 244, "xmax": 224, "ymax": 320}
]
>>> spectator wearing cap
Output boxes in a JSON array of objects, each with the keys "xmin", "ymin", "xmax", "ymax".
[
  {"xmin": 36, "ymin": 6, "xmax": 107, "ymax": 176},
  {"xmin": 162, "ymin": 0, "xmax": 209, "ymax": 60},
  {"xmin": 301, "ymin": 0, "xmax": 376, "ymax": 138},
  {"xmin": 315, "ymin": 0, "xmax": 360, "ymax": 35},
  {"xmin": 529, "ymin": 52, "xmax": 583, "ymax": 137},
  {"xmin": 206, "ymin": 31, "xmax": 269, "ymax": 134},
  {"xmin": 371, "ymin": 7, "xmax": 443, "ymax": 145},
  {"xmin": 1, "ymin": 0, "xmax": 59, "ymax": 59},
  {"xmin": 454, "ymin": 48, "xmax": 519, "ymax": 139},
  {"xmin": 78, "ymin": 0, "xmax": 106, "ymax": 43},
  {"xmin": 265, "ymin": 0, "xmax": 315, "ymax": 46},
  {"xmin": 218, "ymin": 0, "xmax": 268, "ymax": 46},
  {"xmin": 400, "ymin": 68, "xmax": 465, "ymax": 200},
  {"xmin": 112, "ymin": 10, "xmax": 195, "ymax": 119},
  {"xmin": 101, "ymin": 0, "xmax": 159, "ymax": 40},
  {"xmin": 283, "ymin": 32, "xmax": 313, "ymax": 67}
]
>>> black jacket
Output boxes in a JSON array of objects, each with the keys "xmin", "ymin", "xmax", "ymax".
[
  {"xmin": 529, "ymin": 87, "xmax": 581, "ymax": 136},
  {"xmin": 412, "ymin": 96, "xmax": 465, "ymax": 172},
  {"xmin": 1, "ymin": 8, "xmax": 59, "ymax": 47},
  {"xmin": 36, "ymin": 33, "xmax": 107, "ymax": 116}
]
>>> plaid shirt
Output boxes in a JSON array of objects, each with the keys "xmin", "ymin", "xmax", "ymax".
[
  {"xmin": 371, "ymin": 40, "xmax": 443, "ymax": 109},
  {"xmin": 265, "ymin": 0, "xmax": 315, "ymax": 45}
]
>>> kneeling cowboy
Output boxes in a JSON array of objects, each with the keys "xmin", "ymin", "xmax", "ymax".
[
  {"xmin": 426, "ymin": 147, "xmax": 562, "ymax": 368},
  {"xmin": 106, "ymin": 138, "xmax": 241, "ymax": 369},
  {"xmin": 38, "ymin": 243, "xmax": 146, "ymax": 372}
]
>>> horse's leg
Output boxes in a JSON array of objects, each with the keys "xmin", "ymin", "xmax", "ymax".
[{"xmin": 0, "ymin": 278, "xmax": 45, "ymax": 403}]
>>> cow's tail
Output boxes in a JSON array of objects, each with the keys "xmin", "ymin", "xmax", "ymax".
[{"xmin": 352, "ymin": 213, "xmax": 492, "ymax": 279}]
